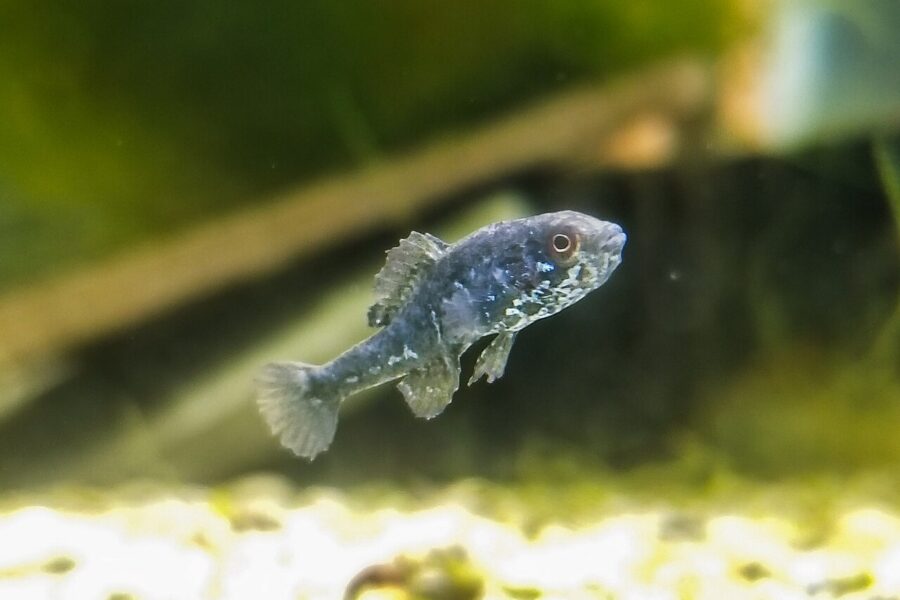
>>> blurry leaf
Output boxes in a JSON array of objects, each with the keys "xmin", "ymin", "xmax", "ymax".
[{"xmin": 0, "ymin": 0, "xmax": 744, "ymax": 290}]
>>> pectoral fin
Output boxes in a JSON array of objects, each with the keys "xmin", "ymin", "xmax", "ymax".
[
  {"xmin": 468, "ymin": 331, "xmax": 517, "ymax": 385},
  {"xmin": 397, "ymin": 353, "xmax": 460, "ymax": 419}
]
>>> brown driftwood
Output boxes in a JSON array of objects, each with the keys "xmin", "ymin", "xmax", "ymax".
[{"xmin": 0, "ymin": 62, "xmax": 710, "ymax": 375}]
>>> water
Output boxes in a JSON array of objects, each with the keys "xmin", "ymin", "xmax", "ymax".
[{"xmin": 0, "ymin": 2, "xmax": 898, "ymax": 598}]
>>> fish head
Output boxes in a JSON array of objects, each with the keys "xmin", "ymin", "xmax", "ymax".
[
  {"xmin": 508, "ymin": 210, "xmax": 626, "ymax": 322},
  {"xmin": 541, "ymin": 210, "xmax": 626, "ymax": 289}
]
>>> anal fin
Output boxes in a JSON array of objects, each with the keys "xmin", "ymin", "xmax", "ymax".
[{"xmin": 397, "ymin": 353, "xmax": 460, "ymax": 419}]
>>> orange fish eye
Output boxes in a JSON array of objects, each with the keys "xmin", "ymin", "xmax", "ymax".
[
  {"xmin": 548, "ymin": 228, "xmax": 580, "ymax": 265},
  {"xmin": 552, "ymin": 233, "xmax": 572, "ymax": 253}
]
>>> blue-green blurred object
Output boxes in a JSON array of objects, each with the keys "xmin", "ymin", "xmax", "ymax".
[{"xmin": 759, "ymin": 0, "xmax": 900, "ymax": 147}]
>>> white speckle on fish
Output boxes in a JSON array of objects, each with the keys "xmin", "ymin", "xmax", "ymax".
[{"xmin": 257, "ymin": 210, "xmax": 626, "ymax": 460}]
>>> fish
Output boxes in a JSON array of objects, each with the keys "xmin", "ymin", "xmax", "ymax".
[{"xmin": 257, "ymin": 210, "xmax": 626, "ymax": 459}]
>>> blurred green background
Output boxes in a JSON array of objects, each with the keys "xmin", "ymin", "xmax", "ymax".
[
  {"xmin": 0, "ymin": 0, "xmax": 899, "ymax": 496},
  {"xmin": 0, "ymin": 0, "xmax": 739, "ymax": 290}
]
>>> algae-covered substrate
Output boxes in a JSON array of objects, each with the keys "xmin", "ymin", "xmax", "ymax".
[{"xmin": 3, "ymin": 456, "xmax": 900, "ymax": 600}]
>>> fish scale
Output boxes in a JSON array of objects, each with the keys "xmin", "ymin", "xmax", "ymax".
[{"xmin": 257, "ymin": 210, "xmax": 626, "ymax": 459}]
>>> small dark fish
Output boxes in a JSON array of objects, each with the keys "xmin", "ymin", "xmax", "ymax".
[{"xmin": 257, "ymin": 211, "xmax": 626, "ymax": 459}]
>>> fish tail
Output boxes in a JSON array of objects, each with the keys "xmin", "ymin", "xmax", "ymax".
[{"xmin": 256, "ymin": 361, "xmax": 341, "ymax": 460}]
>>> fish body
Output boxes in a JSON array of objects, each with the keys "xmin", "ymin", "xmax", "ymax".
[{"xmin": 258, "ymin": 210, "xmax": 626, "ymax": 459}]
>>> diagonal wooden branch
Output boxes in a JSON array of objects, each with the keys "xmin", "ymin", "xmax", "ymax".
[{"xmin": 0, "ymin": 62, "xmax": 710, "ymax": 376}]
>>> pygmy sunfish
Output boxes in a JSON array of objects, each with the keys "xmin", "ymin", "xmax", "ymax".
[{"xmin": 257, "ymin": 210, "xmax": 626, "ymax": 459}]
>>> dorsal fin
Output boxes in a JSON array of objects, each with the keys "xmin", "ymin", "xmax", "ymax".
[{"xmin": 367, "ymin": 231, "xmax": 449, "ymax": 327}]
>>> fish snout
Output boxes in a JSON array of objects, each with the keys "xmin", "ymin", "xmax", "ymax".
[
  {"xmin": 591, "ymin": 222, "xmax": 626, "ymax": 276},
  {"xmin": 601, "ymin": 223, "xmax": 626, "ymax": 256}
]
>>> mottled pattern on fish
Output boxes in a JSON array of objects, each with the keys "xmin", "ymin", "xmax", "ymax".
[{"xmin": 257, "ymin": 210, "xmax": 626, "ymax": 459}]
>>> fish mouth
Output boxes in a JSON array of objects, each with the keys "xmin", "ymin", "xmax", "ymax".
[
  {"xmin": 602, "ymin": 224, "xmax": 626, "ymax": 256},
  {"xmin": 596, "ymin": 224, "xmax": 626, "ymax": 274},
  {"xmin": 609, "ymin": 232, "xmax": 626, "ymax": 254}
]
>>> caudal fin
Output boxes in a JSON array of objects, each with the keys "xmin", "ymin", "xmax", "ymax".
[{"xmin": 256, "ymin": 362, "xmax": 340, "ymax": 460}]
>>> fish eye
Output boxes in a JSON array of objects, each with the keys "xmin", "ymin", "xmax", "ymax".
[
  {"xmin": 552, "ymin": 234, "xmax": 571, "ymax": 253},
  {"xmin": 548, "ymin": 228, "xmax": 580, "ymax": 266}
]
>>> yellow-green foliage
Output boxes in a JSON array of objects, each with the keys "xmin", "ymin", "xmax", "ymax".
[
  {"xmin": 0, "ymin": 1, "xmax": 745, "ymax": 290},
  {"xmin": 698, "ymin": 141, "xmax": 900, "ymax": 479},
  {"xmin": 699, "ymin": 348, "xmax": 900, "ymax": 476}
]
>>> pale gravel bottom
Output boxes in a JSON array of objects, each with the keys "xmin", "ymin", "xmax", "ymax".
[{"xmin": 1, "ymin": 478, "xmax": 899, "ymax": 600}]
